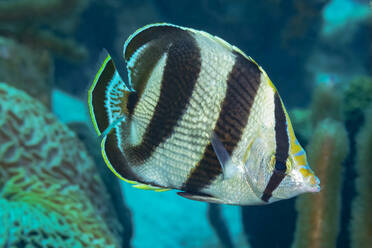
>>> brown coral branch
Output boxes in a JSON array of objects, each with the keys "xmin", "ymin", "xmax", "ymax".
[
  {"xmin": 350, "ymin": 106, "xmax": 372, "ymax": 247},
  {"xmin": 292, "ymin": 119, "xmax": 349, "ymax": 248}
]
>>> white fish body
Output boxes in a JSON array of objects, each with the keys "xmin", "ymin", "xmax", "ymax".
[{"xmin": 88, "ymin": 23, "xmax": 320, "ymax": 205}]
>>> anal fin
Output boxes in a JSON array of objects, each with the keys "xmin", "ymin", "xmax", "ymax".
[
  {"xmin": 102, "ymin": 128, "xmax": 170, "ymax": 192},
  {"xmin": 133, "ymin": 184, "xmax": 171, "ymax": 192},
  {"xmin": 101, "ymin": 130, "xmax": 140, "ymax": 183}
]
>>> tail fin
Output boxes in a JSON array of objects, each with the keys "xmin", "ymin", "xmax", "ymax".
[{"xmin": 88, "ymin": 51, "xmax": 132, "ymax": 137}]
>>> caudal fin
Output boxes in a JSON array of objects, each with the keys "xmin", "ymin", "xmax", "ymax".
[{"xmin": 88, "ymin": 51, "xmax": 131, "ymax": 136}]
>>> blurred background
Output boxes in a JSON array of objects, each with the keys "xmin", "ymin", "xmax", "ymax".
[{"xmin": 0, "ymin": 0, "xmax": 371, "ymax": 247}]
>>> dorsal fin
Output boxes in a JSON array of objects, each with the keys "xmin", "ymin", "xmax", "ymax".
[
  {"xmin": 123, "ymin": 23, "xmax": 185, "ymax": 62},
  {"xmin": 122, "ymin": 23, "xmax": 188, "ymax": 101},
  {"xmin": 88, "ymin": 51, "xmax": 131, "ymax": 136}
]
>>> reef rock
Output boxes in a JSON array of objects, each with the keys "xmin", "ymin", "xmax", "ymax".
[{"xmin": 0, "ymin": 37, "xmax": 53, "ymax": 108}]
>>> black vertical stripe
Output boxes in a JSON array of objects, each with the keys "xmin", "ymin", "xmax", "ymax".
[
  {"xmin": 182, "ymin": 52, "xmax": 262, "ymax": 193},
  {"xmin": 125, "ymin": 30, "xmax": 201, "ymax": 164},
  {"xmin": 126, "ymin": 38, "xmax": 171, "ymax": 111},
  {"xmin": 104, "ymin": 127, "xmax": 163, "ymax": 188},
  {"xmin": 261, "ymin": 168, "xmax": 286, "ymax": 202},
  {"xmin": 91, "ymin": 58, "xmax": 115, "ymax": 134},
  {"xmin": 261, "ymin": 92, "xmax": 289, "ymax": 202},
  {"xmin": 104, "ymin": 128, "xmax": 143, "ymax": 182},
  {"xmin": 125, "ymin": 25, "xmax": 184, "ymax": 61},
  {"xmin": 124, "ymin": 26, "xmax": 189, "ymax": 119},
  {"xmin": 274, "ymin": 92, "xmax": 289, "ymax": 163},
  {"xmin": 127, "ymin": 92, "xmax": 139, "ymax": 116}
]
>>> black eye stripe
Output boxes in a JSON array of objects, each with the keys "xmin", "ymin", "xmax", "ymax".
[
  {"xmin": 275, "ymin": 160, "xmax": 287, "ymax": 171},
  {"xmin": 261, "ymin": 92, "xmax": 289, "ymax": 202}
]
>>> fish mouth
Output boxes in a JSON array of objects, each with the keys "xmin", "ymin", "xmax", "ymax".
[
  {"xmin": 302, "ymin": 181, "xmax": 321, "ymax": 193},
  {"xmin": 302, "ymin": 173, "xmax": 321, "ymax": 193}
]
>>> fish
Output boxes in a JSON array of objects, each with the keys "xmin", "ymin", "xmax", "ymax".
[{"xmin": 88, "ymin": 23, "xmax": 320, "ymax": 205}]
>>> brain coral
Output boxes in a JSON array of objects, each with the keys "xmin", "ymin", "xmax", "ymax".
[{"xmin": 0, "ymin": 83, "xmax": 123, "ymax": 247}]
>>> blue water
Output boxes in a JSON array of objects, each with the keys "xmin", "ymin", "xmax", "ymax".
[{"xmin": 0, "ymin": 0, "xmax": 371, "ymax": 247}]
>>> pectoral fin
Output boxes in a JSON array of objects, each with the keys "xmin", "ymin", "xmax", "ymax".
[{"xmin": 210, "ymin": 133, "xmax": 239, "ymax": 180}]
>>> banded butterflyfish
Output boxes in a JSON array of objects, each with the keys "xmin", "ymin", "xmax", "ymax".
[{"xmin": 88, "ymin": 23, "xmax": 320, "ymax": 205}]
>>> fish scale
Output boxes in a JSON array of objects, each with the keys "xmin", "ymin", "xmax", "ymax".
[{"xmin": 88, "ymin": 23, "xmax": 320, "ymax": 205}]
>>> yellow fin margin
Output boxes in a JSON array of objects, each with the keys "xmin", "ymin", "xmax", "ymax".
[
  {"xmin": 100, "ymin": 136, "xmax": 170, "ymax": 192},
  {"xmin": 88, "ymin": 54, "xmax": 112, "ymax": 136}
]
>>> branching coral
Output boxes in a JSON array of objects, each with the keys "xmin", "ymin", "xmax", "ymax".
[
  {"xmin": 68, "ymin": 122, "xmax": 134, "ymax": 247},
  {"xmin": 310, "ymin": 83, "xmax": 343, "ymax": 128},
  {"xmin": 290, "ymin": 76, "xmax": 372, "ymax": 248},
  {"xmin": 0, "ymin": 83, "xmax": 125, "ymax": 247},
  {"xmin": 292, "ymin": 119, "xmax": 349, "ymax": 248},
  {"xmin": 350, "ymin": 106, "xmax": 372, "ymax": 248}
]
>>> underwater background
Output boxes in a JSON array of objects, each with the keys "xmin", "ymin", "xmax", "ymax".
[{"xmin": 0, "ymin": 0, "xmax": 371, "ymax": 247}]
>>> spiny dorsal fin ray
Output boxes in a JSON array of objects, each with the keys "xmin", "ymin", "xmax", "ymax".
[
  {"xmin": 123, "ymin": 23, "xmax": 267, "ymax": 98},
  {"xmin": 124, "ymin": 23, "xmax": 186, "ymax": 62},
  {"xmin": 124, "ymin": 23, "xmax": 253, "ymax": 62}
]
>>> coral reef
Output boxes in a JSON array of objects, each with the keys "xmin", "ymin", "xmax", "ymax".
[
  {"xmin": 0, "ymin": 83, "xmax": 126, "ymax": 247},
  {"xmin": 343, "ymin": 76, "xmax": 372, "ymax": 135},
  {"xmin": 0, "ymin": 167, "xmax": 118, "ymax": 248},
  {"xmin": 350, "ymin": 106, "xmax": 372, "ymax": 248},
  {"xmin": 0, "ymin": 37, "xmax": 53, "ymax": 107},
  {"xmin": 68, "ymin": 122, "xmax": 134, "ymax": 247},
  {"xmin": 309, "ymin": 83, "xmax": 343, "ymax": 128},
  {"xmin": 292, "ymin": 119, "xmax": 349, "ymax": 248},
  {"xmin": 289, "ymin": 80, "xmax": 360, "ymax": 248},
  {"xmin": 0, "ymin": 0, "xmax": 89, "ymax": 62}
]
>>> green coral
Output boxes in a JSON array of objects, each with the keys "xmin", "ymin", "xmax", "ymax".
[
  {"xmin": 0, "ymin": 83, "xmax": 124, "ymax": 247},
  {"xmin": 0, "ymin": 168, "xmax": 118, "ymax": 248},
  {"xmin": 292, "ymin": 119, "xmax": 349, "ymax": 248},
  {"xmin": 343, "ymin": 76, "xmax": 372, "ymax": 133},
  {"xmin": 350, "ymin": 106, "xmax": 372, "ymax": 248},
  {"xmin": 310, "ymin": 83, "xmax": 343, "ymax": 128}
]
